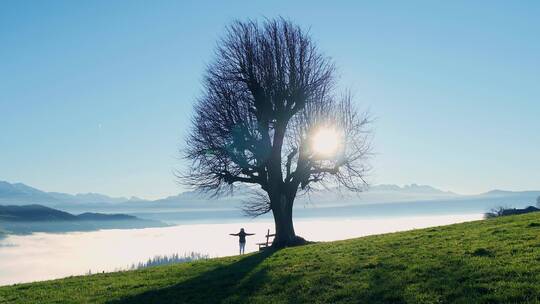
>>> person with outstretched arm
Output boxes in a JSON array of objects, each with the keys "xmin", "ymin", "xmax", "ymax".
[{"xmin": 229, "ymin": 228, "xmax": 255, "ymax": 255}]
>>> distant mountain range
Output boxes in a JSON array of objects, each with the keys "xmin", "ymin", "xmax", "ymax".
[
  {"xmin": 1, "ymin": 180, "xmax": 539, "ymax": 230},
  {"xmin": 0, "ymin": 181, "xmax": 145, "ymax": 205},
  {"xmin": 0, "ymin": 180, "xmax": 538, "ymax": 212}
]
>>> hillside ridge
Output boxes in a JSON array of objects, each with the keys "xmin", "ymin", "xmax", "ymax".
[{"xmin": 1, "ymin": 212, "xmax": 539, "ymax": 303}]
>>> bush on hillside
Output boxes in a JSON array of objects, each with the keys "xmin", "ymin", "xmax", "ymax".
[{"xmin": 485, "ymin": 206, "xmax": 540, "ymax": 219}]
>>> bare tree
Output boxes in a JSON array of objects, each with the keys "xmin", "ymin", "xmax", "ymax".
[
  {"xmin": 537, "ymin": 196, "xmax": 540, "ymax": 208},
  {"xmin": 484, "ymin": 206, "xmax": 508, "ymax": 219},
  {"xmin": 182, "ymin": 18, "xmax": 371, "ymax": 247}
]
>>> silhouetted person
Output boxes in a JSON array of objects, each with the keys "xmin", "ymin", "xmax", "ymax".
[{"xmin": 229, "ymin": 228, "xmax": 255, "ymax": 255}]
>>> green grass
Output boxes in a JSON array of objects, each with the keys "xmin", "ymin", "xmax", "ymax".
[{"xmin": 1, "ymin": 213, "xmax": 540, "ymax": 304}]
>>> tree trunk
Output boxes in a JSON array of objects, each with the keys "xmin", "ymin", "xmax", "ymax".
[{"xmin": 270, "ymin": 192, "xmax": 306, "ymax": 248}]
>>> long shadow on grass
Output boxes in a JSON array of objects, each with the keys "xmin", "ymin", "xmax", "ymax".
[{"xmin": 109, "ymin": 249, "xmax": 276, "ymax": 304}]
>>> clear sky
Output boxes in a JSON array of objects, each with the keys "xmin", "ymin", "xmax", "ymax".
[{"xmin": 1, "ymin": 1, "xmax": 539, "ymax": 199}]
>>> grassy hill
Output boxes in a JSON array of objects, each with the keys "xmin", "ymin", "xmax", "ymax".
[{"xmin": 1, "ymin": 213, "xmax": 540, "ymax": 304}]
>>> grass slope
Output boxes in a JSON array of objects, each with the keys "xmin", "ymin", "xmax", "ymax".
[{"xmin": 1, "ymin": 213, "xmax": 540, "ymax": 304}]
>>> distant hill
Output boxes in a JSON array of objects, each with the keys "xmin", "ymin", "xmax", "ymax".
[
  {"xmin": 480, "ymin": 189, "xmax": 540, "ymax": 198},
  {"xmin": 0, "ymin": 204, "xmax": 167, "ymax": 235},
  {"xmin": 76, "ymin": 212, "xmax": 137, "ymax": 221},
  {"xmin": 0, "ymin": 204, "xmax": 139, "ymax": 222},
  {"xmin": 0, "ymin": 204, "xmax": 76, "ymax": 221}
]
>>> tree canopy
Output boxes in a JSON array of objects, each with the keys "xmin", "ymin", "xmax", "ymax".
[{"xmin": 182, "ymin": 18, "xmax": 371, "ymax": 246}]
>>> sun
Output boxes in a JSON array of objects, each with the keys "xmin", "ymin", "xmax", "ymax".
[{"xmin": 311, "ymin": 127, "xmax": 341, "ymax": 158}]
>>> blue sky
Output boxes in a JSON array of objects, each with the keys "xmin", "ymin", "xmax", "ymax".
[{"xmin": 1, "ymin": 1, "xmax": 539, "ymax": 199}]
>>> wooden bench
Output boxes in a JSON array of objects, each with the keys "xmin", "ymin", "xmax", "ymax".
[{"xmin": 256, "ymin": 229, "xmax": 275, "ymax": 251}]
